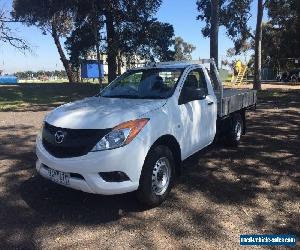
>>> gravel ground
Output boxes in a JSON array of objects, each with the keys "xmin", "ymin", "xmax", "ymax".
[{"xmin": 0, "ymin": 84, "xmax": 299, "ymax": 249}]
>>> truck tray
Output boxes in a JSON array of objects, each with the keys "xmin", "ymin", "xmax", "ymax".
[{"xmin": 217, "ymin": 89, "xmax": 257, "ymax": 117}]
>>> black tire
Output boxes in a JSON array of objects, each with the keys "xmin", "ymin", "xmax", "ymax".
[
  {"xmin": 136, "ymin": 145, "xmax": 175, "ymax": 207},
  {"xmin": 224, "ymin": 113, "xmax": 243, "ymax": 147}
]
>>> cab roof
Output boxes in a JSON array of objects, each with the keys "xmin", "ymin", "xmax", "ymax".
[{"xmin": 130, "ymin": 60, "xmax": 213, "ymax": 70}]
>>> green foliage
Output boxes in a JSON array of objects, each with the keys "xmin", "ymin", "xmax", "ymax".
[
  {"xmin": 13, "ymin": 0, "xmax": 73, "ymax": 36},
  {"xmin": 12, "ymin": 0, "xmax": 176, "ymax": 80},
  {"xmin": 196, "ymin": 0, "xmax": 253, "ymax": 53},
  {"xmin": 99, "ymin": 0, "xmax": 174, "ymax": 62},
  {"xmin": 263, "ymin": 0, "xmax": 300, "ymax": 70},
  {"xmin": 66, "ymin": 0, "xmax": 175, "ymax": 66},
  {"xmin": 65, "ymin": 21, "xmax": 98, "ymax": 68},
  {"xmin": 122, "ymin": 20, "xmax": 175, "ymax": 61},
  {"xmin": 14, "ymin": 70, "xmax": 67, "ymax": 80},
  {"xmin": 13, "ymin": 0, "xmax": 78, "ymax": 82},
  {"xmin": 174, "ymin": 37, "xmax": 196, "ymax": 61}
]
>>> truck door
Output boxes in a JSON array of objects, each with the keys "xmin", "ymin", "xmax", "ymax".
[{"xmin": 178, "ymin": 67, "xmax": 216, "ymax": 156}]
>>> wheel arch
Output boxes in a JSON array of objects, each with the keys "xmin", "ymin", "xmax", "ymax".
[
  {"xmin": 240, "ymin": 109, "xmax": 246, "ymax": 135},
  {"xmin": 217, "ymin": 109, "xmax": 246, "ymax": 136},
  {"xmin": 149, "ymin": 134, "xmax": 182, "ymax": 176}
]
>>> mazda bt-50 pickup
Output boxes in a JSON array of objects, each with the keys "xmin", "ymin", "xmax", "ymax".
[{"xmin": 36, "ymin": 59, "xmax": 256, "ymax": 206}]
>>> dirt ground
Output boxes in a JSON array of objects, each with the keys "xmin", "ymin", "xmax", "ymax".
[{"xmin": 0, "ymin": 83, "xmax": 299, "ymax": 249}]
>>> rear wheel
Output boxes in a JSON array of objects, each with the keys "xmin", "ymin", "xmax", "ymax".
[
  {"xmin": 224, "ymin": 113, "xmax": 243, "ymax": 147},
  {"xmin": 136, "ymin": 145, "xmax": 175, "ymax": 207}
]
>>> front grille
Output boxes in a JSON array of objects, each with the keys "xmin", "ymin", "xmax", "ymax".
[{"xmin": 42, "ymin": 122, "xmax": 111, "ymax": 158}]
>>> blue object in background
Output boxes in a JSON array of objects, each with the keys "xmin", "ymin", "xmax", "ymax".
[
  {"xmin": 0, "ymin": 75, "xmax": 18, "ymax": 85},
  {"xmin": 81, "ymin": 60, "xmax": 104, "ymax": 78}
]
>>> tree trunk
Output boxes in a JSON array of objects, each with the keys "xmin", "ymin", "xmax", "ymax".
[
  {"xmin": 51, "ymin": 23, "xmax": 74, "ymax": 83},
  {"xmin": 95, "ymin": 41, "xmax": 103, "ymax": 89},
  {"xmin": 117, "ymin": 50, "xmax": 122, "ymax": 76},
  {"xmin": 253, "ymin": 0, "xmax": 264, "ymax": 90},
  {"xmin": 105, "ymin": 12, "xmax": 118, "ymax": 83},
  {"xmin": 74, "ymin": 67, "xmax": 80, "ymax": 82},
  {"xmin": 93, "ymin": 21, "xmax": 103, "ymax": 89},
  {"xmin": 210, "ymin": 0, "xmax": 219, "ymax": 69},
  {"xmin": 92, "ymin": 1, "xmax": 103, "ymax": 89},
  {"xmin": 296, "ymin": 0, "xmax": 300, "ymax": 57}
]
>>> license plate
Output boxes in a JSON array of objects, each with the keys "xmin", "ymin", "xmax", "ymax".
[{"xmin": 47, "ymin": 168, "xmax": 70, "ymax": 185}]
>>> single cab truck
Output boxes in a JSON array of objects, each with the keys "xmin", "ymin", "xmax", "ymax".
[{"xmin": 36, "ymin": 59, "xmax": 257, "ymax": 206}]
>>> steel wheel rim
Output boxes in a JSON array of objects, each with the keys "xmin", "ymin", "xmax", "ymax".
[
  {"xmin": 235, "ymin": 121, "xmax": 242, "ymax": 141},
  {"xmin": 152, "ymin": 157, "xmax": 171, "ymax": 196}
]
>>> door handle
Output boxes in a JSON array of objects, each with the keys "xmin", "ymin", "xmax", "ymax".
[{"xmin": 207, "ymin": 101, "xmax": 214, "ymax": 106}]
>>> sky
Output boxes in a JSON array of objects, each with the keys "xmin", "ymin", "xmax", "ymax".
[{"xmin": 0, "ymin": 0, "xmax": 261, "ymax": 74}]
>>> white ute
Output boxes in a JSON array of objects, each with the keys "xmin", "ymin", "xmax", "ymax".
[{"xmin": 36, "ymin": 59, "xmax": 257, "ymax": 206}]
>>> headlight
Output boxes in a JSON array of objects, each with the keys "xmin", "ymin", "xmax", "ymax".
[{"xmin": 91, "ymin": 118, "xmax": 149, "ymax": 152}]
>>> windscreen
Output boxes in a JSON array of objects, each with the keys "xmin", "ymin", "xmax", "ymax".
[{"xmin": 101, "ymin": 68, "xmax": 183, "ymax": 99}]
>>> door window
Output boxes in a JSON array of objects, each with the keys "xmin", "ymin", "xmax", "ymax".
[{"xmin": 183, "ymin": 68, "xmax": 208, "ymax": 94}]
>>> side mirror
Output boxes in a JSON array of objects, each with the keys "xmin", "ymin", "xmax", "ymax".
[{"xmin": 179, "ymin": 87, "xmax": 206, "ymax": 105}]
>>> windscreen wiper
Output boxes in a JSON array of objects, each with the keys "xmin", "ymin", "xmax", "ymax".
[
  {"xmin": 102, "ymin": 95, "xmax": 140, "ymax": 99},
  {"xmin": 139, "ymin": 95, "xmax": 166, "ymax": 99}
]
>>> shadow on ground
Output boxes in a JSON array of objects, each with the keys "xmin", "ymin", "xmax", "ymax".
[{"xmin": 0, "ymin": 88, "xmax": 299, "ymax": 248}]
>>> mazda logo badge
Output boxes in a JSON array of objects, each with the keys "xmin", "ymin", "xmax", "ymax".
[{"xmin": 54, "ymin": 131, "xmax": 65, "ymax": 144}]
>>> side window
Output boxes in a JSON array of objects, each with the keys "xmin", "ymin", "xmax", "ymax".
[
  {"xmin": 183, "ymin": 68, "xmax": 208, "ymax": 94},
  {"xmin": 198, "ymin": 69, "xmax": 208, "ymax": 94},
  {"xmin": 158, "ymin": 71, "xmax": 181, "ymax": 89}
]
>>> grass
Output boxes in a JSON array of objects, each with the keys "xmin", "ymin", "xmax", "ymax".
[
  {"xmin": 1, "ymin": 81, "xmax": 295, "ymax": 112},
  {"xmin": 0, "ymin": 83, "xmax": 101, "ymax": 111},
  {"xmin": 19, "ymin": 79, "xmax": 70, "ymax": 84}
]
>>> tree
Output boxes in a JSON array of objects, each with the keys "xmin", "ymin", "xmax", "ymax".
[
  {"xmin": 0, "ymin": 6, "xmax": 30, "ymax": 51},
  {"xmin": 225, "ymin": 41, "xmax": 252, "ymax": 72},
  {"xmin": 14, "ymin": 70, "xmax": 67, "ymax": 80},
  {"xmin": 227, "ymin": 42, "xmax": 252, "ymax": 62},
  {"xmin": 64, "ymin": 21, "xmax": 97, "ymax": 82},
  {"xmin": 210, "ymin": 0, "xmax": 219, "ymax": 67},
  {"xmin": 14, "ymin": 0, "xmax": 175, "ymax": 84},
  {"xmin": 220, "ymin": 0, "xmax": 300, "ymax": 90},
  {"xmin": 197, "ymin": 0, "xmax": 220, "ymax": 67},
  {"xmin": 65, "ymin": 0, "xmax": 106, "ymax": 86},
  {"xmin": 120, "ymin": 19, "xmax": 175, "ymax": 62},
  {"xmin": 262, "ymin": 0, "xmax": 300, "ymax": 72},
  {"xmin": 13, "ymin": 0, "xmax": 75, "ymax": 83},
  {"xmin": 253, "ymin": 0, "xmax": 264, "ymax": 90},
  {"xmin": 196, "ymin": 0, "xmax": 252, "ymax": 68},
  {"xmin": 70, "ymin": 0, "xmax": 174, "ymax": 82},
  {"xmin": 102, "ymin": 0, "xmax": 164, "ymax": 82},
  {"xmin": 173, "ymin": 37, "xmax": 196, "ymax": 61}
]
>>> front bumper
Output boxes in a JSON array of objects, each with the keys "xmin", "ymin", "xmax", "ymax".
[{"xmin": 35, "ymin": 136, "xmax": 148, "ymax": 195}]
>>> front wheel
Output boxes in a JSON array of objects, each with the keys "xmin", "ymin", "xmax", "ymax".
[{"xmin": 136, "ymin": 145, "xmax": 175, "ymax": 207}]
